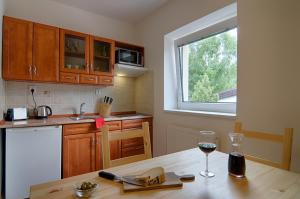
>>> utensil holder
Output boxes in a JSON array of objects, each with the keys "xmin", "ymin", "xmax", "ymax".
[{"xmin": 99, "ymin": 103, "xmax": 112, "ymax": 118}]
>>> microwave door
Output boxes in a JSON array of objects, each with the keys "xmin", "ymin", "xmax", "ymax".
[{"xmin": 120, "ymin": 49, "xmax": 138, "ymax": 65}]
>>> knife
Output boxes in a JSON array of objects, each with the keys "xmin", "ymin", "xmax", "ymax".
[
  {"xmin": 109, "ymin": 98, "xmax": 113, "ymax": 104},
  {"xmin": 99, "ymin": 171, "xmax": 145, "ymax": 186},
  {"xmin": 104, "ymin": 96, "xmax": 107, "ymax": 103}
]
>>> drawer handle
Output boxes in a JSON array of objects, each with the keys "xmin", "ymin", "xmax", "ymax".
[
  {"xmin": 65, "ymin": 76, "xmax": 73, "ymax": 79},
  {"xmin": 104, "ymin": 79, "xmax": 111, "ymax": 82},
  {"xmin": 85, "ymin": 77, "xmax": 95, "ymax": 81}
]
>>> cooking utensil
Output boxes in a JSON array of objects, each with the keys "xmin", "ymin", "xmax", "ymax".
[
  {"xmin": 36, "ymin": 105, "xmax": 52, "ymax": 119},
  {"xmin": 109, "ymin": 98, "xmax": 113, "ymax": 104},
  {"xmin": 104, "ymin": 96, "xmax": 107, "ymax": 103},
  {"xmin": 98, "ymin": 171, "xmax": 145, "ymax": 186}
]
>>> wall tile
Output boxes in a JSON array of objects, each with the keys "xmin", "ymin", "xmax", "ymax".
[{"xmin": 5, "ymin": 76, "xmax": 136, "ymax": 115}]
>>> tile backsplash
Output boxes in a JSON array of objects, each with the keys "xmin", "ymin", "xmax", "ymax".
[{"xmin": 5, "ymin": 76, "xmax": 136, "ymax": 115}]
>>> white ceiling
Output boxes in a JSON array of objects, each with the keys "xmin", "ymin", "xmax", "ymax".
[{"xmin": 50, "ymin": 0, "xmax": 169, "ymax": 24}]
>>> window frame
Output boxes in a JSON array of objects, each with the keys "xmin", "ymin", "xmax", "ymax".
[{"xmin": 174, "ymin": 17, "xmax": 237, "ymax": 114}]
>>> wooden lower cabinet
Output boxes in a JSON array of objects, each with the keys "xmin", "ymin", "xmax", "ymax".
[
  {"xmin": 63, "ymin": 119, "xmax": 152, "ymax": 178},
  {"xmin": 63, "ymin": 133, "xmax": 95, "ymax": 178}
]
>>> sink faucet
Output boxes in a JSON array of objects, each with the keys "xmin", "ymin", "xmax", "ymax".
[{"xmin": 79, "ymin": 103, "xmax": 86, "ymax": 117}]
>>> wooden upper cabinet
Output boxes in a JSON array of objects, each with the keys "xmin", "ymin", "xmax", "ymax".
[
  {"xmin": 33, "ymin": 23, "xmax": 59, "ymax": 82},
  {"xmin": 90, "ymin": 36, "xmax": 115, "ymax": 76},
  {"xmin": 3, "ymin": 16, "xmax": 33, "ymax": 80},
  {"xmin": 60, "ymin": 29, "xmax": 90, "ymax": 74}
]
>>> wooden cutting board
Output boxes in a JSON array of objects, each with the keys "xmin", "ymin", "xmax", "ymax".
[{"xmin": 123, "ymin": 172, "xmax": 183, "ymax": 192}]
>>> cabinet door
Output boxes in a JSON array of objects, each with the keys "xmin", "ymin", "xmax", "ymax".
[
  {"xmin": 3, "ymin": 16, "xmax": 33, "ymax": 80},
  {"xmin": 33, "ymin": 23, "xmax": 59, "ymax": 82},
  {"xmin": 90, "ymin": 36, "xmax": 114, "ymax": 76},
  {"xmin": 60, "ymin": 29, "xmax": 89, "ymax": 74},
  {"xmin": 63, "ymin": 133, "xmax": 95, "ymax": 178}
]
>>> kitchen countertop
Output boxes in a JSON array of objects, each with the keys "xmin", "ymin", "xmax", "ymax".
[{"xmin": 0, "ymin": 114, "xmax": 152, "ymax": 129}]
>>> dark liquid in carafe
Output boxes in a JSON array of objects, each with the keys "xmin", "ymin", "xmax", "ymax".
[{"xmin": 228, "ymin": 152, "xmax": 246, "ymax": 177}]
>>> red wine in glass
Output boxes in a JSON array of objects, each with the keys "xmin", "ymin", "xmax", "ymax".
[{"xmin": 198, "ymin": 143, "xmax": 217, "ymax": 154}]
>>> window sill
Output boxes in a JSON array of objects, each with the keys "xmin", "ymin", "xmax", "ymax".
[{"xmin": 164, "ymin": 109, "xmax": 236, "ymax": 120}]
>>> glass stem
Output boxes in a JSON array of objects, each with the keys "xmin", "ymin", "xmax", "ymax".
[{"xmin": 205, "ymin": 154, "xmax": 209, "ymax": 174}]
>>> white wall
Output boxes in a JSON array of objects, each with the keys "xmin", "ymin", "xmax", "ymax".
[
  {"xmin": 5, "ymin": 0, "xmax": 138, "ymax": 44},
  {"xmin": 136, "ymin": 0, "xmax": 235, "ymax": 156},
  {"xmin": 136, "ymin": 0, "xmax": 300, "ymax": 172},
  {"xmin": 5, "ymin": 77, "xmax": 136, "ymax": 115},
  {"xmin": 4, "ymin": 0, "xmax": 140, "ymax": 115},
  {"xmin": 237, "ymin": 0, "xmax": 300, "ymax": 172}
]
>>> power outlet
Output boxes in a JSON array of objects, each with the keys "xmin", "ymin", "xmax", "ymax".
[
  {"xmin": 28, "ymin": 85, "xmax": 37, "ymax": 94},
  {"xmin": 95, "ymin": 88, "xmax": 101, "ymax": 96}
]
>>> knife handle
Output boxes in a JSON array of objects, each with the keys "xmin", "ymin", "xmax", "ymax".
[
  {"xmin": 178, "ymin": 174, "xmax": 195, "ymax": 181},
  {"xmin": 98, "ymin": 171, "xmax": 116, "ymax": 180}
]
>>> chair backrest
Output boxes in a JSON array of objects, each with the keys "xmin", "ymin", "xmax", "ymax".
[
  {"xmin": 234, "ymin": 122, "xmax": 293, "ymax": 170},
  {"xmin": 101, "ymin": 122, "xmax": 152, "ymax": 169}
]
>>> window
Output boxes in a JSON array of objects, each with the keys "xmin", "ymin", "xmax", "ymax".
[{"xmin": 175, "ymin": 19, "xmax": 237, "ymax": 114}]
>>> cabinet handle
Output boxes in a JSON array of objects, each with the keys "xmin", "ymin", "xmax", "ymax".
[
  {"xmin": 85, "ymin": 77, "xmax": 94, "ymax": 81},
  {"xmin": 104, "ymin": 79, "xmax": 111, "ymax": 82},
  {"xmin": 33, "ymin": 66, "xmax": 37, "ymax": 75},
  {"xmin": 64, "ymin": 76, "xmax": 72, "ymax": 79},
  {"xmin": 29, "ymin": 65, "xmax": 32, "ymax": 75}
]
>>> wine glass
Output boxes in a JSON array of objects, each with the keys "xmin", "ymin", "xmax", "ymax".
[{"xmin": 198, "ymin": 131, "xmax": 217, "ymax": 178}]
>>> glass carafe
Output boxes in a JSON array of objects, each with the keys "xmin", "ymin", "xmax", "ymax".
[{"xmin": 228, "ymin": 133, "xmax": 246, "ymax": 178}]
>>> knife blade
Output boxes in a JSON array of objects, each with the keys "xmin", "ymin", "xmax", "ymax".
[{"xmin": 98, "ymin": 171, "xmax": 145, "ymax": 186}]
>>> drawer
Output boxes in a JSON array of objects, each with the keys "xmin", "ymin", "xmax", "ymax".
[
  {"xmin": 98, "ymin": 76, "xmax": 113, "ymax": 86},
  {"xmin": 60, "ymin": 72, "xmax": 79, "ymax": 84},
  {"xmin": 122, "ymin": 137, "xmax": 144, "ymax": 148},
  {"xmin": 122, "ymin": 118, "xmax": 152, "ymax": 129},
  {"xmin": 121, "ymin": 145, "xmax": 144, "ymax": 158},
  {"xmin": 63, "ymin": 123, "xmax": 95, "ymax": 136},
  {"xmin": 106, "ymin": 121, "xmax": 121, "ymax": 131},
  {"xmin": 80, "ymin": 74, "xmax": 97, "ymax": 84}
]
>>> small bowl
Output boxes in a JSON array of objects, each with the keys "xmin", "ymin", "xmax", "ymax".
[{"xmin": 74, "ymin": 183, "xmax": 99, "ymax": 198}]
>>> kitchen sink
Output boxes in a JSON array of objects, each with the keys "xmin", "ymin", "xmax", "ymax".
[{"xmin": 69, "ymin": 115, "xmax": 99, "ymax": 121}]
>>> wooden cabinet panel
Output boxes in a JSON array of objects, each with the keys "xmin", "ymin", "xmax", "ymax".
[
  {"xmin": 63, "ymin": 133, "xmax": 95, "ymax": 178},
  {"xmin": 121, "ymin": 137, "xmax": 144, "ymax": 148},
  {"xmin": 122, "ymin": 118, "xmax": 152, "ymax": 129},
  {"xmin": 98, "ymin": 76, "xmax": 113, "ymax": 86},
  {"xmin": 3, "ymin": 16, "xmax": 33, "ymax": 80},
  {"xmin": 33, "ymin": 23, "xmax": 59, "ymax": 82},
  {"xmin": 63, "ymin": 123, "xmax": 94, "ymax": 136},
  {"xmin": 106, "ymin": 121, "xmax": 121, "ymax": 131},
  {"xmin": 60, "ymin": 72, "xmax": 79, "ymax": 84},
  {"xmin": 110, "ymin": 140, "xmax": 121, "ymax": 160},
  {"xmin": 60, "ymin": 29, "xmax": 90, "ymax": 74},
  {"xmin": 90, "ymin": 36, "xmax": 115, "ymax": 76},
  {"xmin": 80, "ymin": 74, "xmax": 97, "ymax": 84},
  {"xmin": 121, "ymin": 145, "xmax": 144, "ymax": 158}
]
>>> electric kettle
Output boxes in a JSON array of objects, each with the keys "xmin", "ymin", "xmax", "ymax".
[{"xmin": 36, "ymin": 105, "xmax": 52, "ymax": 119}]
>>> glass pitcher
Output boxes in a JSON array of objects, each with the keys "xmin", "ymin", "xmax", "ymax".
[{"xmin": 228, "ymin": 133, "xmax": 246, "ymax": 178}]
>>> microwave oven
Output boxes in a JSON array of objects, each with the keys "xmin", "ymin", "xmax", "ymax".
[{"xmin": 116, "ymin": 48, "xmax": 143, "ymax": 67}]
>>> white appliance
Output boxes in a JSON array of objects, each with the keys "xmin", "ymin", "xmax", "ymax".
[
  {"xmin": 5, "ymin": 126, "xmax": 62, "ymax": 199},
  {"xmin": 115, "ymin": 64, "xmax": 148, "ymax": 77}
]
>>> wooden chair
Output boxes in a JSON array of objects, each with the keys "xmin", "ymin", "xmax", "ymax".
[
  {"xmin": 101, "ymin": 122, "xmax": 152, "ymax": 169},
  {"xmin": 234, "ymin": 122, "xmax": 293, "ymax": 170}
]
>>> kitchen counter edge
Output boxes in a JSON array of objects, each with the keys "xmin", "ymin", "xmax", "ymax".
[{"xmin": 0, "ymin": 114, "xmax": 153, "ymax": 129}]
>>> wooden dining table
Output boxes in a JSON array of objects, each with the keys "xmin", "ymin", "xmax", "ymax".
[{"xmin": 30, "ymin": 148, "xmax": 300, "ymax": 199}]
